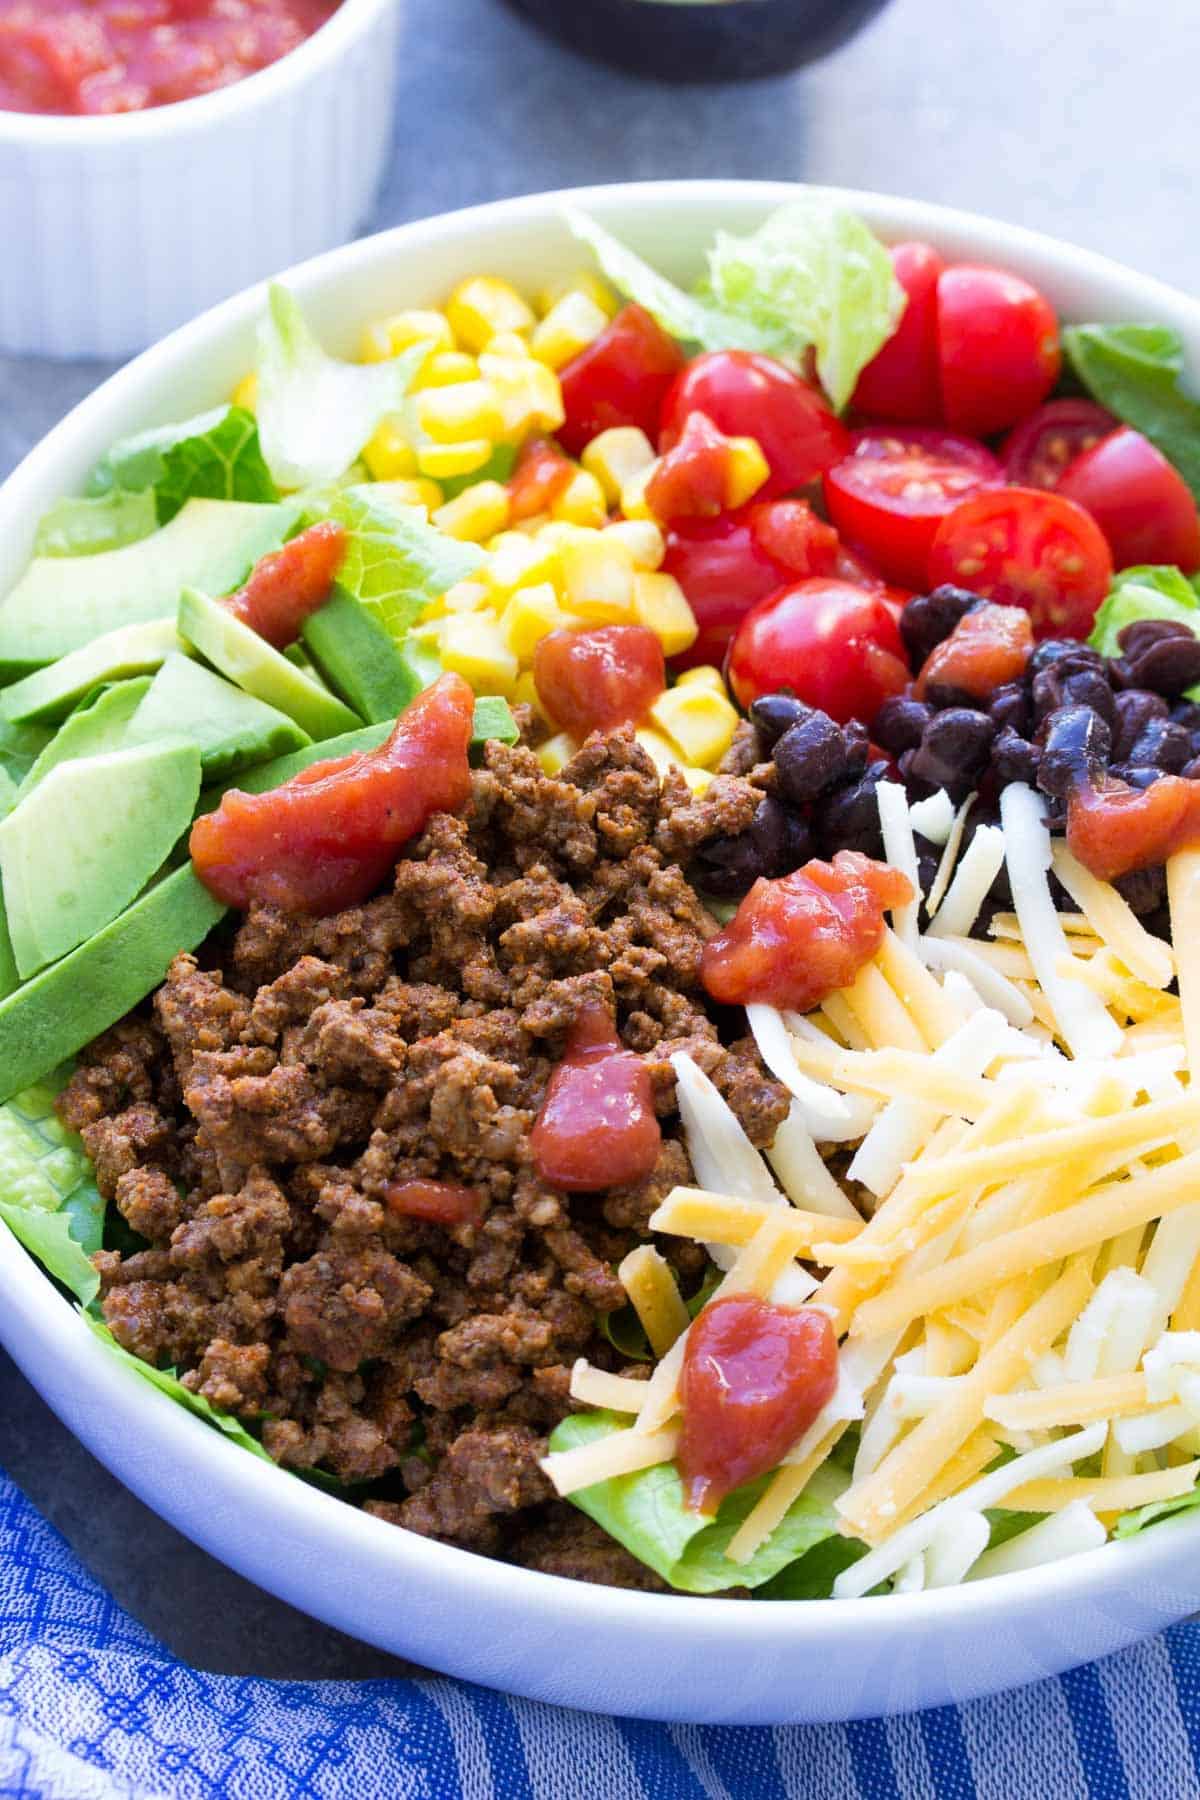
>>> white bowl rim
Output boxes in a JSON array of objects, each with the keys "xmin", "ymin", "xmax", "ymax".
[
  {"xmin": 5, "ymin": 176, "xmax": 1200, "ymax": 1690},
  {"xmin": 0, "ymin": 0, "xmax": 395, "ymax": 144}
]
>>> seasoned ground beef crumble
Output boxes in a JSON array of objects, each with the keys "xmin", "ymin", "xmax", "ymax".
[{"xmin": 58, "ymin": 729, "xmax": 788, "ymax": 1588}]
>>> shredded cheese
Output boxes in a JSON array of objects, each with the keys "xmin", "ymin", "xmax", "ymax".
[
  {"xmin": 1003, "ymin": 1461, "xmax": 1200, "ymax": 1514},
  {"xmin": 1050, "ymin": 843, "xmax": 1174, "ymax": 990},
  {"xmin": 1168, "ymin": 848, "xmax": 1200, "ymax": 1079},
  {"xmin": 968, "ymin": 1501, "xmax": 1105, "ymax": 1580},
  {"xmin": 569, "ymin": 1361, "xmax": 649, "ymax": 1413},
  {"xmin": 909, "ymin": 788, "xmax": 956, "ymax": 846},
  {"xmin": 919, "ymin": 934, "xmax": 1035, "ymax": 1027},
  {"xmin": 617, "ymin": 1246, "xmax": 690, "ymax": 1358},
  {"xmin": 928, "ymin": 825, "xmax": 1006, "ymax": 940},
  {"xmin": 984, "ymin": 1371, "xmax": 1151, "ymax": 1431},
  {"xmin": 876, "ymin": 780, "xmax": 922, "ymax": 949},
  {"xmin": 925, "ymin": 794, "xmax": 975, "ymax": 919},
  {"xmin": 541, "ymin": 1423, "xmax": 680, "ymax": 1496}
]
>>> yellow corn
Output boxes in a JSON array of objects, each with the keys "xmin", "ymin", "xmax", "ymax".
[
  {"xmin": 433, "ymin": 480, "xmax": 510, "ymax": 543},
  {"xmin": 513, "ymin": 670, "xmax": 547, "ymax": 719},
  {"xmin": 559, "ymin": 536, "xmax": 636, "ymax": 623},
  {"xmin": 359, "ymin": 309, "xmax": 454, "ymax": 363},
  {"xmin": 649, "ymin": 684, "xmax": 739, "ymax": 768},
  {"xmin": 416, "ymin": 439, "xmax": 495, "ymax": 480},
  {"xmin": 676, "ymin": 664, "xmax": 727, "ymax": 695},
  {"xmin": 414, "ymin": 380, "xmax": 504, "ymax": 445},
  {"xmin": 531, "ymin": 291, "xmax": 610, "ymax": 371},
  {"xmin": 441, "ymin": 580, "xmax": 491, "ymax": 614},
  {"xmin": 231, "ymin": 372, "xmax": 258, "ymax": 412},
  {"xmin": 538, "ymin": 731, "xmax": 578, "ymax": 776},
  {"xmin": 487, "ymin": 531, "xmax": 560, "ymax": 594},
  {"xmin": 725, "ymin": 435, "xmax": 771, "ymax": 508},
  {"xmin": 418, "ymin": 350, "xmax": 479, "ymax": 388},
  {"xmin": 552, "ymin": 468, "xmax": 608, "ymax": 528},
  {"xmin": 620, "ymin": 462, "xmax": 660, "ymax": 521},
  {"xmin": 604, "ymin": 519, "xmax": 664, "ymax": 571},
  {"xmin": 633, "ymin": 571, "xmax": 698, "ymax": 657},
  {"xmin": 536, "ymin": 271, "xmax": 618, "ymax": 319},
  {"xmin": 483, "ymin": 331, "xmax": 535, "ymax": 361},
  {"xmin": 680, "ymin": 765, "xmax": 715, "ymax": 796},
  {"xmin": 446, "ymin": 277, "xmax": 535, "ymax": 352},
  {"xmin": 634, "ymin": 727, "xmax": 681, "ymax": 780},
  {"xmin": 582, "ymin": 427, "xmax": 657, "ymax": 505},
  {"xmin": 500, "ymin": 582, "xmax": 568, "ymax": 661},
  {"xmin": 372, "ymin": 476, "xmax": 445, "ymax": 515},
  {"xmin": 362, "ymin": 419, "xmax": 418, "ymax": 480},
  {"xmin": 439, "ymin": 612, "xmax": 519, "ymax": 695},
  {"xmin": 481, "ymin": 355, "xmax": 565, "ymax": 438}
]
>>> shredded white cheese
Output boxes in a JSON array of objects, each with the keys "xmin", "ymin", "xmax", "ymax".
[
  {"xmin": 928, "ymin": 825, "xmax": 1006, "ymax": 939},
  {"xmin": 876, "ymin": 780, "xmax": 922, "ymax": 949},
  {"xmin": 909, "ymin": 789, "xmax": 956, "ymax": 847}
]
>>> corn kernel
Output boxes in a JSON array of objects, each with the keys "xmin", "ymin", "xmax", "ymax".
[
  {"xmin": 416, "ymin": 439, "xmax": 494, "ymax": 480},
  {"xmin": 632, "ymin": 572, "xmax": 698, "ymax": 657},
  {"xmin": 581, "ymin": 427, "xmax": 656, "ymax": 505},
  {"xmin": 487, "ymin": 532, "xmax": 560, "ymax": 595},
  {"xmin": 362, "ymin": 419, "xmax": 418, "ymax": 480},
  {"xmin": 359, "ymin": 309, "xmax": 454, "ymax": 363},
  {"xmin": 514, "ymin": 511, "xmax": 552, "ymax": 536},
  {"xmin": 604, "ymin": 519, "xmax": 664, "ymax": 571},
  {"xmin": 417, "ymin": 350, "xmax": 479, "ymax": 388},
  {"xmin": 481, "ymin": 355, "xmax": 565, "ymax": 438},
  {"xmin": 537, "ymin": 731, "xmax": 578, "ymax": 776},
  {"xmin": 433, "ymin": 480, "xmax": 511, "ymax": 543},
  {"xmin": 372, "ymin": 476, "xmax": 445, "ymax": 515},
  {"xmin": 675, "ymin": 664, "xmax": 727, "ymax": 695},
  {"xmin": 442, "ymin": 580, "xmax": 491, "ymax": 614},
  {"xmin": 231, "ymin": 372, "xmax": 258, "ymax": 412},
  {"xmin": 559, "ymin": 535, "xmax": 635, "ymax": 623},
  {"xmin": 446, "ymin": 277, "xmax": 535, "ymax": 352},
  {"xmin": 513, "ymin": 670, "xmax": 544, "ymax": 716},
  {"xmin": 439, "ymin": 612, "xmax": 519, "ymax": 695},
  {"xmin": 534, "ymin": 521, "xmax": 594, "ymax": 551},
  {"xmin": 620, "ymin": 462, "xmax": 660, "ymax": 521},
  {"xmin": 531, "ymin": 291, "xmax": 610, "ymax": 371},
  {"xmin": 484, "ymin": 331, "xmax": 534, "ymax": 361},
  {"xmin": 552, "ymin": 468, "xmax": 608, "ymax": 529},
  {"xmin": 680, "ymin": 765, "xmax": 714, "ymax": 796},
  {"xmin": 634, "ymin": 727, "xmax": 681, "ymax": 780},
  {"xmin": 414, "ymin": 380, "xmax": 504, "ymax": 445},
  {"xmin": 536, "ymin": 271, "xmax": 618, "ymax": 319},
  {"xmin": 649, "ymin": 684, "xmax": 739, "ymax": 768},
  {"xmin": 725, "ymin": 435, "xmax": 771, "ymax": 508},
  {"xmin": 500, "ymin": 582, "xmax": 567, "ymax": 661}
]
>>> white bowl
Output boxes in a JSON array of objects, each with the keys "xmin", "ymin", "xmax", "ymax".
[
  {"xmin": 3, "ymin": 181, "xmax": 1200, "ymax": 1725},
  {"xmin": 0, "ymin": 0, "xmax": 401, "ymax": 360}
]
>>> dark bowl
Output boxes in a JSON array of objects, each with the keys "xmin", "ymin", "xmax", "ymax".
[{"xmin": 505, "ymin": 0, "xmax": 892, "ymax": 83}]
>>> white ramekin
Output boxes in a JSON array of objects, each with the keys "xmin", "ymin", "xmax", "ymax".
[{"xmin": 0, "ymin": 0, "xmax": 401, "ymax": 360}]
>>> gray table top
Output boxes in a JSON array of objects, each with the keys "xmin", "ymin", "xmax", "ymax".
[{"xmin": 2, "ymin": 0, "xmax": 1196, "ymax": 1682}]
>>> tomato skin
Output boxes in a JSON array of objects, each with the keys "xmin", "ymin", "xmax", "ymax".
[
  {"xmin": 678, "ymin": 1296, "xmax": 839, "ymax": 1513},
  {"xmin": 851, "ymin": 241, "xmax": 945, "ymax": 423},
  {"xmin": 938, "ymin": 264, "xmax": 1061, "ymax": 436},
  {"xmin": 533, "ymin": 625, "xmax": 665, "ymax": 737},
  {"xmin": 728, "ymin": 578, "xmax": 910, "ymax": 724},
  {"xmin": 1057, "ymin": 427, "xmax": 1200, "ymax": 574},
  {"xmin": 661, "ymin": 500, "xmax": 839, "ymax": 670},
  {"xmin": 531, "ymin": 1002, "xmax": 661, "ymax": 1192},
  {"xmin": 558, "ymin": 304, "xmax": 685, "ymax": 457},
  {"xmin": 1001, "ymin": 398, "xmax": 1118, "ymax": 489},
  {"xmin": 659, "ymin": 349, "xmax": 849, "ymax": 498},
  {"xmin": 189, "ymin": 673, "xmax": 475, "ymax": 914},
  {"xmin": 929, "ymin": 486, "xmax": 1114, "ymax": 640},
  {"xmin": 225, "ymin": 520, "xmax": 346, "ymax": 650},
  {"xmin": 823, "ymin": 427, "xmax": 1002, "ymax": 590},
  {"xmin": 508, "ymin": 436, "xmax": 575, "ymax": 522}
]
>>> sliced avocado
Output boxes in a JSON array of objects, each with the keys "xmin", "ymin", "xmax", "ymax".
[
  {"xmin": 126, "ymin": 652, "xmax": 310, "ymax": 780},
  {"xmin": 19, "ymin": 677, "xmax": 153, "ymax": 794},
  {"xmin": 301, "ymin": 587, "xmax": 423, "ymax": 724},
  {"xmin": 0, "ymin": 736, "xmax": 202, "ymax": 978},
  {"xmin": 177, "ymin": 587, "xmax": 361, "ymax": 743},
  {"xmin": 0, "ymin": 866, "xmax": 226, "ymax": 1104},
  {"xmin": 0, "ymin": 498, "xmax": 295, "ymax": 678},
  {"xmin": 0, "ymin": 774, "xmax": 17, "ymax": 997},
  {"xmin": 0, "ymin": 620, "xmax": 179, "ymax": 726}
]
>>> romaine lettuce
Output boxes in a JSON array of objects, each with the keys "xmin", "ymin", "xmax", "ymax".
[
  {"xmin": 82, "ymin": 1314, "xmax": 274, "ymax": 1463},
  {"xmin": 1065, "ymin": 322, "xmax": 1200, "ymax": 503},
  {"xmin": 1114, "ymin": 1484, "xmax": 1200, "ymax": 1538},
  {"xmin": 309, "ymin": 483, "xmax": 485, "ymax": 643},
  {"xmin": 0, "ymin": 1077, "xmax": 102, "ymax": 1304}
]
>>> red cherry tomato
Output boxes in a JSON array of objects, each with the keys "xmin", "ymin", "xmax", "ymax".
[
  {"xmin": 659, "ymin": 349, "xmax": 849, "ymax": 498},
  {"xmin": 851, "ymin": 241, "xmax": 945, "ymax": 423},
  {"xmin": 937, "ymin": 265, "xmax": 1061, "ymax": 436},
  {"xmin": 1000, "ymin": 398, "xmax": 1118, "ymax": 490},
  {"xmin": 728, "ymin": 578, "xmax": 910, "ymax": 724},
  {"xmin": 533, "ymin": 626, "xmax": 665, "ymax": 737},
  {"xmin": 929, "ymin": 487, "xmax": 1114, "ymax": 640},
  {"xmin": 1057, "ymin": 427, "xmax": 1200, "ymax": 575},
  {"xmin": 823, "ymin": 426, "xmax": 1002, "ymax": 590},
  {"xmin": 661, "ymin": 499, "xmax": 839, "ymax": 670},
  {"xmin": 557, "ymin": 304, "xmax": 684, "ymax": 457}
]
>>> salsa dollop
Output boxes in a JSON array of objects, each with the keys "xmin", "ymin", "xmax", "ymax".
[{"xmin": 0, "ymin": 0, "xmax": 339, "ymax": 116}]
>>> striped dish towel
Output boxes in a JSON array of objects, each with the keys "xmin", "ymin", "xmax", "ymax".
[{"xmin": 0, "ymin": 1469, "xmax": 1194, "ymax": 1800}]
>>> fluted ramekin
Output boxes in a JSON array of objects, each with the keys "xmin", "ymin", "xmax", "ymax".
[{"xmin": 0, "ymin": 0, "xmax": 401, "ymax": 359}]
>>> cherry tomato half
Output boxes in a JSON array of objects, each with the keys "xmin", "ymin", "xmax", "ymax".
[
  {"xmin": 1000, "ymin": 398, "xmax": 1118, "ymax": 490},
  {"xmin": 728, "ymin": 578, "xmax": 910, "ymax": 723},
  {"xmin": 938, "ymin": 265, "xmax": 1061, "ymax": 436},
  {"xmin": 659, "ymin": 349, "xmax": 849, "ymax": 498},
  {"xmin": 928, "ymin": 487, "xmax": 1114, "ymax": 640},
  {"xmin": 823, "ymin": 426, "xmax": 1002, "ymax": 590},
  {"xmin": 1057, "ymin": 427, "xmax": 1200, "ymax": 575},
  {"xmin": 557, "ymin": 304, "xmax": 684, "ymax": 457},
  {"xmin": 661, "ymin": 499, "xmax": 839, "ymax": 670},
  {"xmin": 851, "ymin": 241, "xmax": 945, "ymax": 423},
  {"xmin": 533, "ymin": 625, "xmax": 665, "ymax": 737}
]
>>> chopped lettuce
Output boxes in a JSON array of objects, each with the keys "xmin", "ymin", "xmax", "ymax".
[
  {"xmin": 0, "ymin": 1077, "xmax": 102, "ymax": 1304},
  {"xmin": 1065, "ymin": 323, "xmax": 1200, "ymax": 502},
  {"xmin": 257, "ymin": 286, "xmax": 430, "ymax": 490},
  {"xmin": 547, "ymin": 1410, "xmax": 842, "ymax": 1593},
  {"xmin": 1088, "ymin": 566, "xmax": 1200, "ymax": 700},
  {"xmin": 82, "ymin": 1313, "xmax": 274, "ymax": 1463},
  {"xmin": 308, "ymin": 483, "xmax": 485, "ymax": 642},
  {"xmin": 1115, "ymin": 1483, "xmax": 1200, "ymax": 1538},
  {"xmin": 567, "ymin": 199, "xmax": 904, "ymax": 411}
]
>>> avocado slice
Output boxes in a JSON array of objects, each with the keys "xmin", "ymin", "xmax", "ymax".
[
  {"xmin": 301, "ymin": 587, "xmax": 423, "ymax": 724},
  {"xmin": 0, "ymin": 620, "xmax": 179, "ymax": 726},
  {"xmin": 0, "ymin": 866, "xmax": 226, "ymax": 1105},
  {"xmin": 0, "ymin": 499, "xmax": 295, "ymax": 678},
  {"xmin": 0, "ymin": 736, "xmax": 202, "ymax": 978},
  {"xmin": 19, "ymin": 677, "xmax": 153, "ymax": 794},
  {"xmin": 126, "ymin": 652, "xmax": 310, "ymax": 780},
  {"xmin": 0, "ymin": 771, "xmax": 18, "ymax": 999},
  {"xmin": 177, "ymin": 587, "xmax": 361, "ymax": 743}
]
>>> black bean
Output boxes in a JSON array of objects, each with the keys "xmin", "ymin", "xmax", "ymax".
[
  {"xmin": 924, "ymin": 681, "xmax": 986, "ymax": 710},
  {"xmin": 1060, "ymin": 667, "xmax": 1116, "ymax": 729},
  {"xmin": 1109, "ymin": 764, "xmax": 1165, "ymax": 790},
  {"xmin": 909, "ymin": 708, "xmax": 997, "ymax": 800},
  {"xmin": 1115, "ymin": 864, "xmax": 1168, "ymax": 916},
  {"xmin": 1127, "ymin": 716, "xmax": 1194, "ymax": 772},
  {"xmin": 992, "ymin": 725, "xmax": 1039, "ymax": 788},
  {"xmin": 1029, "ymin": 639, "xmax": 1106, "ymax": 678},
  {"xmin": 988, "ymin": 682, "xmax": 1032, "ymax": 736},
  {"xmin": 753, "ymin": 796, "xmax": 815, "ymax": 872},
  {"xmin": 1171, "ymin": 701, "xmax": 1200, "ymax": 734},
  {"xmin": 899, "ymin": 585, "xmax": 981, "ymax": 670},
  {"xmin": 817, "ymin": 774, "xmax": 885, "ymax": 858},
  {"xmin": 773, "ymin": 711, "xmax": 851, "ymax": 802},
  {"xmin": 873, "ymin": 695, "xmax": 931, "ymax": 755},
  {"xmin": 1112, "ymin": 690, "xmax": 1169, "ymax": 761},
  {"xmin": 1034, "ymin": 704, "xmax": 1111, "ymax": 800},
  {"xmin": 1114, "ymin": 629, "xmax": 1200, "ymax": 697},
  {"xmin": 1118, "ymin": 618, "xmax": 1194, "ymax": 655},
  {"xmin": 694, "ymin": 794, "xmax": 816, "ymax": 897},
  {"xmin": 749, "ymin": 693, "xmax": 806, "ymax": 747},
  {"xmin": 1184, "ymin": 756, "xmax": 1200, "ymax": 782},
  {"xmin": 842, "ymin": 718, "xmax": 870, "ymax": 777}
]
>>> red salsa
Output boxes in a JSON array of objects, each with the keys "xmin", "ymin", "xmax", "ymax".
[
  {"xmin": 1068, "ymin": 775, "xmax": 1200, "ymax": 884},
  {"xmin": 530, "ymin": 1001, "xmax": 661, "ymax": 1192},
  {"xmin": 224, "ymin": 520, "xmax": 345, "ymax": 651},
  {"xmin": 0, "ymin": 1, "xmax": 340, "ymax": 116},
  {"xmin": 533, "ymin": 625, "xmax": 665, "ymax": 739},
  {"xmin": 384, "ymin": 1179, "xmax": 484, "ymax": 1229}
]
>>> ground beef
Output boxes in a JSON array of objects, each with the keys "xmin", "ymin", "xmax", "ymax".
[{"xmin": 60, "ymin": 728, "xmax": 788, "ymax": 1579}]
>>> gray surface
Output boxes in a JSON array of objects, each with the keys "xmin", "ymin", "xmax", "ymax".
[{"xmin": 1, "ymin": 0, "xmax": 1196, "ymax": 1679}]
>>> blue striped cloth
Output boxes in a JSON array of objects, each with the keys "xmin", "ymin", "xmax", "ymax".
[{"xmin": 0, "ymin": 1469, "xmax": 1194, "ymax": 1799}]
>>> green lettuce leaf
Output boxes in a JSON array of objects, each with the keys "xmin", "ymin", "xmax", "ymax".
[
  {"xmin": 564, "ymin": 209, "xmax": 732, "ymax": 349},
  {"xmin": 758, "ymin": 1533, "xmax": 871, "ymax": 1599},
  {"xmin": 0, "ymin": 1077, "xmax": 102, "ymax": 1304},
  {"xmin": 1065, "ymin": 323, "xmax": 1200, "ymax": 502},
  {"xmin": 82, "ymin": 1313, "xmax": 274, "ymax": 1462},
  {"xmin": 1114, "ymin": 1483, "xmax": 1200, "ymax": 1538},
  {"xmin": 547, "ymin": 1410, "xmax": 843, "ymax": 1593},
  {"xmin": 1088, "ymin": 567, "xmax": 1200, "ymax": 700},
  {"xmin": 310, "ymin": 483, "xmax": 485, "ymax": 642},
  {"xmin": 257, "ymin": 286, "xmax": 430, "ymax": 490}
]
